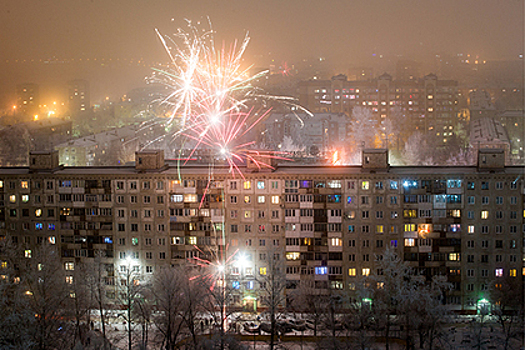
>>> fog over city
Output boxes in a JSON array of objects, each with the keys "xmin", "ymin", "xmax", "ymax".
[{"xmin": 0, "ymin": 2, "xmax": 525, "ymax": 350}]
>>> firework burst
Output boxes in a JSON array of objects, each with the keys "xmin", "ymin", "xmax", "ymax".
[{"xmin": 150, "ymin": 19, "xmax": 309, "ymax": 174}]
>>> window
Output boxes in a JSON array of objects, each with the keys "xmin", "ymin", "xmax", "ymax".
[
  {"xmin": 481, "ymin": 211, "xmax": 488, "ymax": 219},
  {"xmin": 404, "ymin": 238, "xmax": 415, "ymax": 247},
  {"xmin": 467, "ymin": 196, "xmax": 475, "ymax": 205},
  {"xmin": 348, "ymin": 268, "xmax": 356, "ymax": 276},
  {"xmin": 257, "ymin": 181, "xmax": 265, "ymax": 189},
  {"xmin": 362, "ymin": 268, "xmax": 370, "ymax": 276},
  {"xmin": 271, "ymin": 195, "xmax": 280, "ymax": 204},
  {"xmin": 389, "ymin": 180, "xmax": 398, "ymax": 190},
  {"xmin": 315, "ymin": 266, "xmax": 328, "ymax": 275},
  {"xmin": 244, "ymin": 181, "xmax": 251, "ymax": 190},
  {"xmin": 257, "ymin": 195, "xmax": 265, "ymax": 204},
  {"xmin": 361, "ymin": 181, "xmax": 369, "ymax": 190},
  {"xmin": 495, "ymin": 269, "xmax": 503, "ymax": 277},
  {"xmin": 65, "ymin": 262, "xmax": 74, "ymax": 271}
]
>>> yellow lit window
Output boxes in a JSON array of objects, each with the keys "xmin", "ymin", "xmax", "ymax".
[
  {"xmin": 65, "ymin": 262, "xmax": 74, "ymax": 271},
  {"xmin": 348, "ymin": 268, "xmax": 356, "ymax": 276},
  {"xmin": 259, "ymin": 267, "xmax": 267, "ymax": 275},
  {"xmin": 1, "ymin": 261, "xmax": 7, "ymax": 269},
  {"xmin": 510, "ymin": 269, "xmax": 517, "ymax": 277},
  {"xmin": 271, "ymin": 195, "xmax": 280, "ymax": 204},
  {"xmin": 449, "ymin": 253, "xmax": 459, "ymax": 261},
  {"xmin": 404, "ymin": 223, "xmax": 416, "ymax": 232},
  {"xmin": 188, "ymin": 236, "xmax": 197, "ymax": 245},
  {"xmin": 244, "ymin": 181, "xmax": 251, "ymax": 190},
  {"xmin": 481, "ymin": 211, "xmax": 489, "ymax": 219},
  {"xmin": 20, "ymin": 181, "xmax": 29, "ymax": 189},
  {"xmin": 362, "ymin": 268, "xmax": 370, "ymax": 276},
  {"xmin": 0, "ymin": 180, "xmax": 3, "ymax": 188},
  {"xmin": 244, "ymin": 195, "xmax": 251, "ymax": 204},
  {"xmin": 48, "ymin": 236, "xmax": 55, "ymax": 245},
  {"xmin": 376, "ymin": 225, "xmax": 384, "ymax": 233},
  {"xmin": 171, "ymin": 180, "xmax": 181, "ymax": 187},
  {"xmin": 24, "ymin": 250, "xmax": 31, "ymax": 258},
  {"xmin": 244, "ymin": 210, "xmax": 251, "ymax": 218},
  {"xmin": 404, "ymin": 238, "xmax": 415, "ymax": 247},
  {"xmin": 9, "ymin": 195, "xmax": 16, "ymax": 203},
  {"xmin": 468, "ymin": 225, "xmax": 475, "ymax": 234},
  {"xmin": 377, "ymin": 282, "xmax": 385, "ymax": 289},
  {"xmin": 450, "ymin": 209, "xmax": 461, "ymax": 218},
  {"xmin": 361, "ymin": 181, "xmax": 369, "ymax": 190},
  {"xmin": 65, "ymin": 276, "xmax": 74, "ymax": 284},
  {"xmin": 184, "ymin": 194, "xmax": 197, "ymax": 203},
  {"xmin": 21, "ymin": 195, "xmax": 29, "ymax": 203},
  {"xmin": 286, "ymin": 252, "xmax": 300, "ymax": 261},
  {"xmin": 403, "ymin": 209, "xmax": 417, "ymax": 218}
]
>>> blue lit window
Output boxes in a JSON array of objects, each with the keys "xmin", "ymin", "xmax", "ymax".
[
  {"xmin": 402, "ymin": 180, "xmax": 419, "ymax": 189},
  {"xmin": 104, "ymin": 237, "xmax": 113, "ymax": 244},
  {"xmin": 446, "ymin": 195, "xmax": 462, "ymax": 204},
  {"xmin": 232, "ymin": 281, "xmax": 240, "ymax": 289},
  {"xmin": 257, "ymin": 181, "xmax": 265, "ymax": 190},
  {"xmin": 246, "ymin": 280, "xmax": 254, "ymax": 290},
  {"xmin": 47, "ymin": 224, "xmax": 55, "ymax": 231},
  {"xmin": 328, "ymin": 195, "xmax": 341, "ymax": 203},
  {"xmin": 300, "ymin": 180, "xmax": 312, "ymax": 189},
  {"xmin": 35, "ymin": 223, "xmax": 43, "ymax": 230},
  {"xmin": 390, "ymin": 180, "xmax": 398, "ymax": 190},
  {"xmin": 315, "ymin": 266, "xmax": 328, "ymax": 275},
  {"xmin": 348, "ymin": 225, "xmax": 355, "ymax": 233},
  {"xmin": 346, "ymin": 196, "xmax": 352, "ymax": 204},
  {"xmin": 390, "ymin": 240, "xmax": 398, "ymax": 247},
  {"xmin": 449, "ymin": 224, "xmax": 461, "ymax": 232},
  {"xmin": 447, "ymin": 180, "xmax": 462, "ymax": 188}
]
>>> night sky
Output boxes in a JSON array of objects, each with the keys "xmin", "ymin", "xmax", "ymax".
[{"xmin": 0, "ymin": 0, "xmax": 523, "ymax": 105}]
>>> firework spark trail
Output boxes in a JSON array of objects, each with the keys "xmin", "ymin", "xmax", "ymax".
[{"xmin": 150, "ymin": 20, "xmax": 311, "ymax": 174}]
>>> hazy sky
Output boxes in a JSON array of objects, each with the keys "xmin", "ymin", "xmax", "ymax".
[{"xmin": 0, "ymin": 0, "xmax": 523, "ymax": 104}]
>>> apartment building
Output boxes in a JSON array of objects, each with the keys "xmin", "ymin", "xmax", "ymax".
[{"xmin": 0, "ymin": 148, "xmax": 523, "ymax": 311}]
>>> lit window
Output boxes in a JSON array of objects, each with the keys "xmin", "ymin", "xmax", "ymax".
[
  {"xmin": 404, "ymin": 238, "xmax": 415, "ymax": 247},
  {"xmin": 65, "ymin": 276, "xmax": 74, "ymax": 284},
  {"xmin": 271, "ymin": 195, "xmax": 280, "ymax": 204},
  {"xmin": 188, "ymin": 236, "xmax": 197, "ymax": 245},
  {"xmin": 376, "ymin": 225, "xmax": 384, "ymax": 233},
  {"xmin": 259, "ymin": 267, "xmax": 267, "ymax": 275},
  {"xmin": 449, "ymin": 253, "xmax": 459, "ymax": 261},
  {"xmin": 330, "ymin": 238, "xmax": 342, "ymax": 246},
  {"xmin": 244, "ymin": 196, "xmax": 251, "ymax": 204},
  {"xmin": 348, "ymin": 268, "xmax": 356, "ymax": 276},
  {"xmin": 286, "ymin": 252, "xmax": 300, "ymax": 261},
  {"xmin": 315, "ymin": 266, "xmax": 328, "ymax": 275},
  {"xmin": 48, "ymin": 236, "xmax": 56, "ymax": 244},
  {"xmin": 361, "ymin": 181, "xmax": 369, "ymax": 190},
  {"xmin": 244, "ymin": 181, "xmax": 251, "ymax": 190},
  {"xmin": 184, "ymin": 194, "xmax": 197, "ymax": 203},
  {"xmin": 362, "ymin": 268, "xmax": 370, "ymax": 276},
  {"xmin": 47, "ymin": 223, "xmax": 55, "ymax": 231},
  {"xmin": 9, "ymin": 195, "xmax": 16, "ymax": 203},
  {"xmin": 35, "ymin": 223, "xmax": 43, "ymax": 230},
  {"xmin": 481, "ymin": 211, "xmax": 489, "ymax": 219},
  {"xmin": 65, "ymin": 262, "xmax": 74, "ymax": 270},
  {"xmin": 244, "ymin": 210, "xmax": 251, "ymax": 218},
  {"xmin": 257, "ymin": 181, "xmax": 265, "ymax": 189},
  {"xmin": 258, "ymin": 196, "xmax": 265, "ymax": 204},
  {"xmin": 510, "ymin": 269, "xmax": 517, "ymax": 277},
  {"xmin": 35, "ymin": 209, "xmax": 42, "ymax": 217},
  {"xmin": 495, "ymin": 269, "xmax": 503, "ymax": 277},
  {"xmin": 24, "ymin": 250, "xmax": 32, "ymax": 258},
  {"xmin": 468, "ymin": 225, "xmax": 475, "ymax": 234},
  {"xmin": 20, "ymin": 180, "xmax": 29, "ymax": 189},
  {"xmin": 404, "ymin": 223, "xmax": 416, "ymax": 232}
]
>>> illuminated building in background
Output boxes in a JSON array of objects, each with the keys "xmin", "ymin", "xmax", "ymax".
[
  {"xmin": 67, "ymin": 79, "xmax": 90, "ymax": 115},
  {"xmin": 0, "ymin": 148, "xmax": 522, "ymax": 311},
  {"xmin": 16, "ymin": 83, "xmax": 40, "ymax": 119},
  {"xmin": 298, "ymin": 73, "xmax": 459, "ymax": 145}
]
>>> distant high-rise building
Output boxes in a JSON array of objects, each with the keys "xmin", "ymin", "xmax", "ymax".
[
  {"xmin": 469, "ymin": 89, "xmax": 496, "ymax": 122},
  {"xmin": 16, "ymin": 83, "xmax": 40, "ymax": 119},
  {"xmin": 67, "ymin": 79, "xmax": 90, "ymax": 114}
]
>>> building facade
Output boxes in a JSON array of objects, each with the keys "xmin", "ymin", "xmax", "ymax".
[
  {"xmin": 298, "ymin": 73, "xmax": 459, "ymax": 145},
  {"xmin": 0, "ymin": 149, "xmax": 523, "ymax": 311}
]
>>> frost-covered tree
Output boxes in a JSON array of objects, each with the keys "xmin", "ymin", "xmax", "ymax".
[
  {"xmin": 446, "ymin": 147, "xmax": 476, "ymax": 166},
  {"xmin": 403, "ymin": 131, "xmax": 436, "ymax": 165},
  {"xmin": 351, "ymin": 106, "xmax": 380, "ymax": 149}
]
